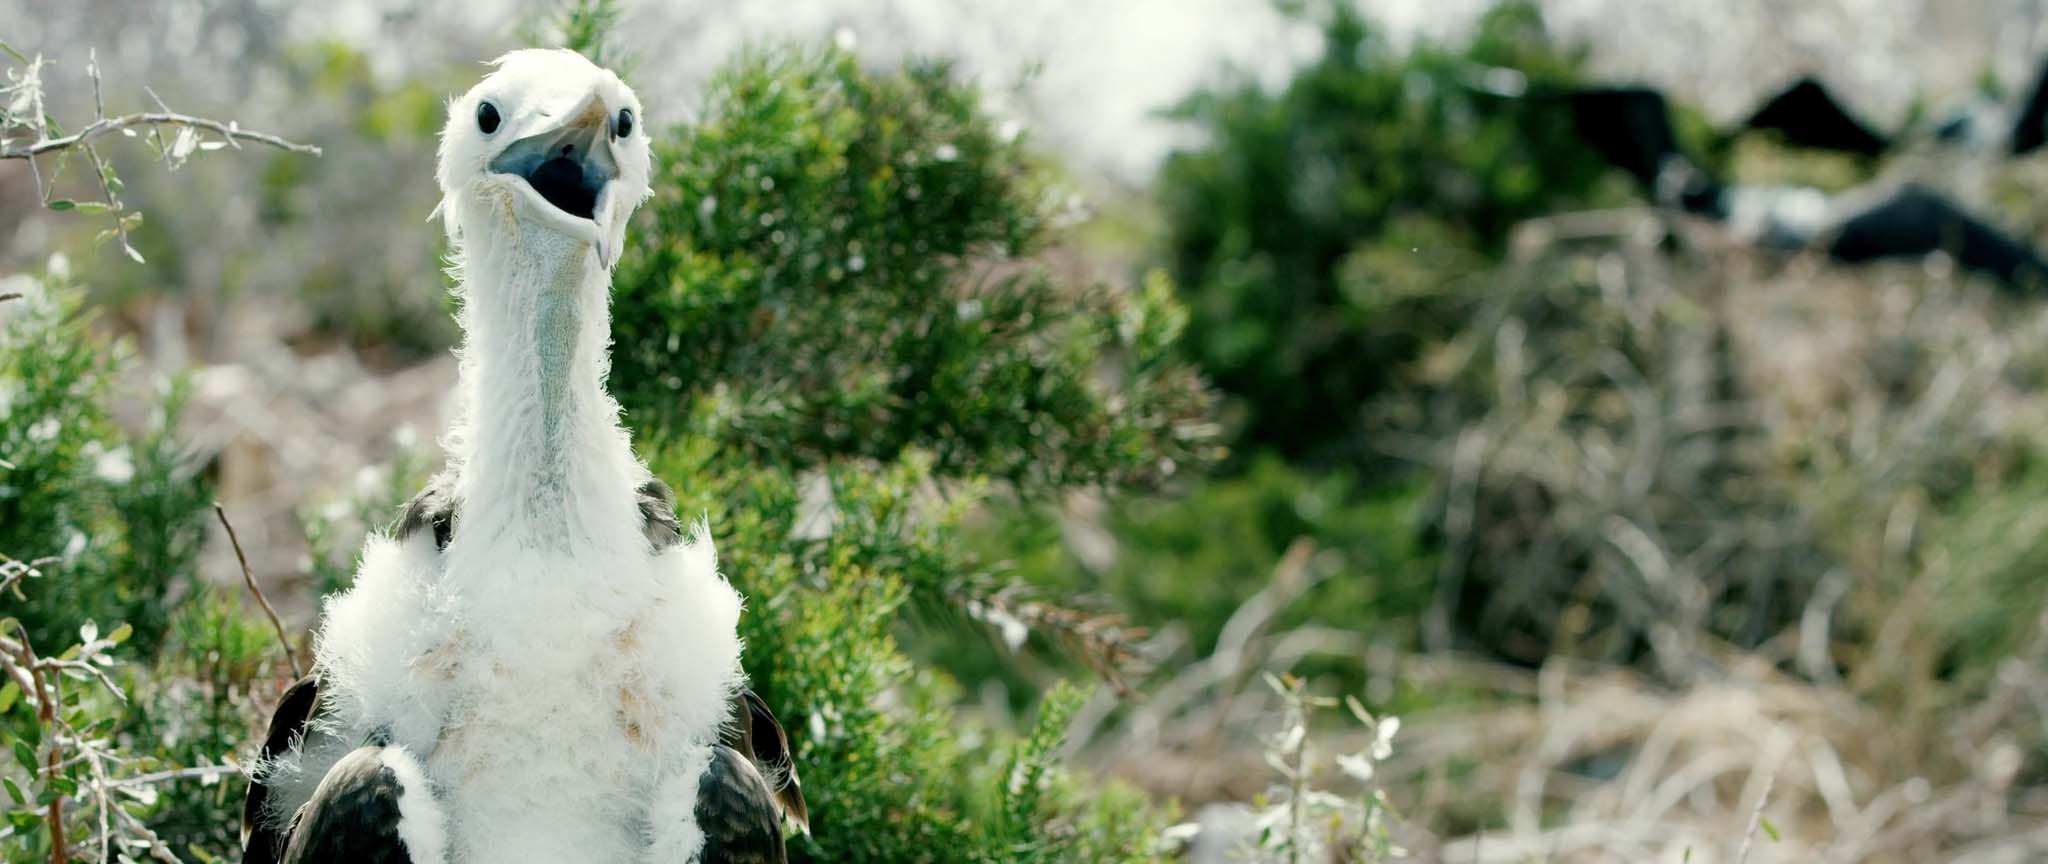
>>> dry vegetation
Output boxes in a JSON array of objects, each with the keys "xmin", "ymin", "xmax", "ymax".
[{"xmin": 1069, "ymin": 197, "xmax": 2048, "ymax": 861}]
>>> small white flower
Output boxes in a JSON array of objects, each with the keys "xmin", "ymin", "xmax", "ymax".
[
  {"xmin": 1275, "ymin": 722, "xmax": 1305, "ymax": 752},
  {"xmin": 1372, "ymin": 716, "xmax": 1401, "ymax": 760},
  {"xmin": 169, "ymin": 126, "xmax": 199, "ymax": 166},
  {"xmin": 1262, "ymin": 750, "xmax": 1294, "ymax": 779},
  {"xmin": 95, "ymin": 446, "xmax": 134, "ymax": 484},
  {"xmin": 355, "ymin": 464, "xmax": 389, "ymax": 498},
  {"xmin": 1302, "ymin": 790, "xmax": 1348, "ymax": 811},
  {"xmin": 1157, "ymin": 822, "xmax": 1201, "ymax": 848},
  {"xmin": 1336, "ymin": 752, "xmax": 1376, "ymax": 782},
  {"xmin": 27, "ymin": 416, "xmax": 60, "ymax": 441}
]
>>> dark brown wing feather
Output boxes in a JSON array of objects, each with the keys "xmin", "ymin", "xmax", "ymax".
[
  {"xmin": 723, "ymin": 690, "xmax": 809, "ymax": 835},
  {"xmin": 278, "ymin": 746, "xmax": 416, "ymax": 864},
  {"xmin": 244, "ymin": 676, "xmax": 322, "ymax": 864},
  {"xmin": 637, "ymin": 478, "xmax": 684, "ymax": 551},
  {"xmin": 696, "ymin": 745, "xmax": 786, "ymax": 864},
  {"xmin": 393, "ymin": 474, "xmax": 458, "ymax": 551}
]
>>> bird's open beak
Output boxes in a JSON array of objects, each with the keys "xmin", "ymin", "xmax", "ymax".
[{"xmin": 487, "ymin": 92, "xmax": 620, "ymax": 254}]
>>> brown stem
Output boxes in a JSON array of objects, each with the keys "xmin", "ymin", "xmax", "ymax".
[
  {"xmin": 213, "ymin": 503, "xmax": 304, "ymax": 679},
  {"xmin": 20, "ymin": 632, "xmax": 65, "ymax": 863},
  {"xmin": 0, "ymin": 111, "xmax": 320, "ymax": 160}
]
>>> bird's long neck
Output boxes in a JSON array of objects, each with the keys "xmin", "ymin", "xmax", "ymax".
[{"xmin": 449, "ymin": 219, "xmax": 638, "ymax": 549}]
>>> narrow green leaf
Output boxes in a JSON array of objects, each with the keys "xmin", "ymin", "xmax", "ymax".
[
  {"xmin": 7, "ymin": 809, "xmax": 38, "ymax": 833},
  {"xmin": 45, "ymin": 199, "xmax": 74, "ymax": 210}
]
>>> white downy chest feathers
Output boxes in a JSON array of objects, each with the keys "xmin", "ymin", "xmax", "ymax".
[{"xmin": 296, "ymin": 485, "xmax": 746, "ymax": 862}]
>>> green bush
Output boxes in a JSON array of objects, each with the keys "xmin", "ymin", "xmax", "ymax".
[
  {"xmin": 1160, "ymin": 1, "xmax": 1610, "ymax": 463},
  {"xmin": 0, "ymin": 265, "xmax": 209, "ymax": 657},
  {"xmin": 0, "ymin": 268, "xmax": 258, "ymax": 863},
  {"xmin": 611, "ymin": 44, "xmax": 1218, "ymax": 862},
  {"xmin": 613, "ymin": 47, "xmax": 1215, "ymax": 489}
]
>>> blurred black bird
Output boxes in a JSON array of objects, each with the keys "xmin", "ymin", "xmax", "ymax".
[
  {"xmin": 1548, "ymin": 77, "xmax": 2048, "ymax": 291},
  {"xmin": 1743, "ymin": 56, "xmax": 2048, "ymax": 158}
]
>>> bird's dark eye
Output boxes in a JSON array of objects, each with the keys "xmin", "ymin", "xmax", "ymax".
[
  {"xmin": 614, "ymin": 108, "xmax": 634, "ymax": 140},
  {"xmin": 477, "ymin": 101, "xmax": 501, "ymax": 135}
]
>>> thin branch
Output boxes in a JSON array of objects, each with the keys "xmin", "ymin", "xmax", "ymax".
[
  {"xmin": 82, "ymin": 140, "xmax": 138, "ymax": 262},
  {"xmin": 19, "ymin": 628, "xmax": 67, "ymax": 864},
  {"xmin": 108, "ymin": 763, "xmax": 241, "ymax": 788},
  {"xmin": 86, "ymin": 48, "xmax": 102, "ymax": 122},
  {"xmin": 0, "ymin": 292, "xmax": 22, "ymax": 303},
  {"xmin": 110, "ymin": 803, "xmax": 182, "ymax": 864},
  {"xmin": 142, "ymin": 85, "xmax": 172, "ymax": 158},
  {"xmin": 1734, "ymin": 767, "xmax": 1778, "ymax": 864},
  {"xmin": 1, "ymin": 111, "xmax": 320, "ymax": 160},
  {"xmin": 213, "ymin": 503, "xmax": 304, "ymax": 678},
  {"xmin": 82, "ymin": 741, "xmax": 110, "ymax": 864}
]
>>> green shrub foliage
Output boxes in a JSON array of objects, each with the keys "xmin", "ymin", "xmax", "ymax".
[
  {"xmin": 0, "ymin": 268, "xmax": 208, "ymax": 657},
  {"xmin": 611, "ymin": 45, "xmax": 1216, "ymax": 862},
  {"xmin": 0, "ymin": 269, "xmax": 255, "ymax": 863},
  {"xmin": 1160, "ymin": 1, "xmax": 1608, "ymax": 463},
  {"xmin": 613, "ymin": 47, "xmax": 1214, "ymax": 490}
]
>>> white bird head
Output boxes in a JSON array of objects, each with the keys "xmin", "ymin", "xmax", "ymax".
[{"xmin": 435, "ymin": 49, "xmax": 651, "ymax": 268}]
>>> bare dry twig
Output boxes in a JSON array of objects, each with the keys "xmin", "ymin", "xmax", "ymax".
[
  {"xmin": 1735, "ymin": 767, "xmax": 1779, "ymax": 864},
  {"xmin": 213, "ymin": 502, "xmax": 304, "ymax": 679},
  {"xmin": 0, "ymin": 109, "xmax": 321, "ymax": 160},
  {"xmin": 3, "ymin": 41, "xmax": 319, "ymax": 262}
]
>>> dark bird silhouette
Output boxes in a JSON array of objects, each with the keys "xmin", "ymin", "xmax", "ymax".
[{"xmin": 1551, "ymin": 79, "xmax": 2048, "ymax": 290}]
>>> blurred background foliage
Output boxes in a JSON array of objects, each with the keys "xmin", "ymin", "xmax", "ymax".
[
  {"xmin": 8, "ymin": 0, "xmax": 2048, "ymax": 861},
  {"xmin": 1161, "ymin": 1, "xmax": 1617, "ymax": 466}
]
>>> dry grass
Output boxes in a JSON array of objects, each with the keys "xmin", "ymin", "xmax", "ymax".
[
  {"xmin": 1080, "ymin": 192, "xmax": 2048, "ymax": 861},
  {"xmin": 1387, "ymin": 197, "xmax": 2048, "ymax": 860}
]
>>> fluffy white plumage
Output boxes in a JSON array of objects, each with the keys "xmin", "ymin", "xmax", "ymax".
[{"xmin": 255, "ymin": 49, "xmax": 747, "ymax": 863}]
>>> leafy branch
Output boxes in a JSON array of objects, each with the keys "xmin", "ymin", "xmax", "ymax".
[
  {"xmin": 0, "ymin": 551, "xmax": 175, "ymax": 864},
  {"xmin": 0, "ymin": 39, "xmax": 319, "ymax": 263}
]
